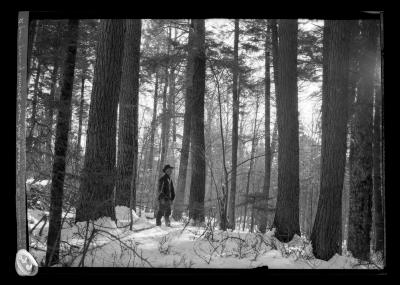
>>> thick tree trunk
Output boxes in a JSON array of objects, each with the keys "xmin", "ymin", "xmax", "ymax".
[
  {"xmin": 310, "ymin": 20, "xmax": 352, "ymax": 261},
  {"xmin": 115, "ymin": 19, "xmax": 142, "ymax": 208},
  {"xmin": 272, "ymin": 19, "xmax": 300, "ymax": 242},
  {"xmin": 188, "ymin": 19, "xmax": 206, "ymax": 223},
  {"xmin": 348, "ymin": 20, "xmax": 378, "ymax": 261},
  {"xmin": 75, "ymin": 19, "xmax": 125, "ymax": 222},
  {"xmin": 260, "ymin": 25, "xmax": 272, "ymax": 234},
  {"xmin": 173, "ymin": 22, "xmax": 194, "ymax": 220},
  {"xmin": 228, "ymin": 19, "xmax": 240, "ymax": 229},
  {"xmin": 45, "ymin": 19, "xmax": 79, "ymax": 266}
]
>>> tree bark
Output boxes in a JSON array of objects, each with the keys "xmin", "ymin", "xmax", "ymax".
[
  {"xmin": 45, "ymin": 19, "xmax": 79, "ymax": 266},
  {"xmin": 228, "ymin": 19, "xmax": 240, "ymax": 229},
  {"xmin": 188, "ymin": 19, "xmax": 206, "ymax": 223},
  {"xmin": 260, "ymin": 24, "xmax": 272, "ymax": 234},
  {"xmin": 310, "ymin": 20, "xmax": 352, "ymax": 261},
  {"xmin": 75, "ymin": 19, "xmax": 125, "ymax": 222},
  {"xmin": 173, "ymin": 21, "xmax": 194, "ymax": 220},
  {"xmin": 115, "ymin": 19, "xmax": 142, "ymax": 208},
  {"xmin": 348, "ymin": 20, "xmax": 378, "ymax": 261},
  {"xmin": 272, "ymin": 19, "xmax": 300, "ymax": 242}
]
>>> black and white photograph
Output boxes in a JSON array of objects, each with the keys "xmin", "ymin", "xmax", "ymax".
[{"xmin": 15, "ymin": 12, "xmax": 385, "ymax": 274}]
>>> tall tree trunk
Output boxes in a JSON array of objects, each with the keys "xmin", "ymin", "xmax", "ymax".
[
  {"xmin": 310, "ymin": 20, "xmax": 352, "ymax": 261},
  {"xmin": 166, "ymin": 67, "xmax": 176, "ymax": 164},
  {"xmin": 146, "ymin": 71, "xmax": 159, "ymax": 172},
  {"xmin": 269, "ymin": 19, "xmax": 279, "ymax": 95},
  {"xmin": 228, "ymin": 19, "xmax": 240, "ymax": 229},
  {"xmin": 173, "ymin": 22, "xmax": 194, "ymax": 220},
  {"xmin": 348, "ymin": 20, "xmax": 378, "ymax": 261},
  {"xmin": 260, "ymin": 24, "xmax": 272, "ymax": 234},
  {"xmin": 45, "ymin": 19, "xmax": 79, "ymax": 266},
  {"xmin": 158, "ymin": 67, "xmax": 170, "ymax": 176},
  {"xmin": 242, "ymin": 95, "xmax": 260, "ymax": 231},
  {"xmin": 158, "ymin": 27, "xmax": 172, "ymax": 177},
  {"xmin": 115, "ymin": 19, "xmax": 142, "ymax": 208},
  {"xmin": 188, "ymin": 19, "xmax": 206, "ymax": 223},
  {"xmin": 75, "ymin": 19, "xmax": 125, "ymax": 222},
  {"xmin": 372, "ymin": 65, "xmax": 383, "ymax": 253},
  {"xmin": 272, "ymin": 19, "xmax": 300, "ymax": 242},
  {"xmin": 210, "ymin": 63, "xmax": 229, "ymax": 230},
  {"xmin": 147, "ymin": 72, "xmax": 159, "ymax": 213}
]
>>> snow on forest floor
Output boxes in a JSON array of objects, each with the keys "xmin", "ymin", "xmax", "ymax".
[{"xmin": 27, "ymin": 206, "xmax": 383, "ymax": 269}]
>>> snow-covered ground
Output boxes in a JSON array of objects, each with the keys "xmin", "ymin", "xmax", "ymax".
[{"xmin": 27, "ymin": 206, "xmax": 382, "ymax": 269}]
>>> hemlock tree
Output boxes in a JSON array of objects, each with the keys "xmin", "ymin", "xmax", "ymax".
[
  {"xmin": 348, "ymin": 20, "xmax": 379, "ymax": 261},
  {"xmin": 75, "ymin": 19, "xmax": 125, "ymax": 222},
  {"xmin": 310, "ymin": 20, "xmax": 352, "ymax": 261},
  {"xmin": 188, "ymin": 19, "xmax": 206, "ymax": 224},
  {"xmin": 228, "ymin": 19, "xmax": 240, "ymax": 229},
  {"xmin": 158, "ymin": 28, "xmax": 172, "ymax": 178},
  {"xmin": 259, "ymin": 24, "xmax": 272, "ymax": 234},
  {"xmin": 115, "ymin": 19, "xmax": 142, "ymax": 208},
  {"xmin": 173, "ymin": 20, "xmax": 194, "ymax": 220},
  {"xmin": 45, "ymin": 19, "xmax": 79, "ymax": 266},
  {"xmin": 272, "ymin": 19, "xmax": 300, "ymax": 242}
]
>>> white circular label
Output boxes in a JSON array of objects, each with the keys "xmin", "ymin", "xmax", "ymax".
[{"xmin": 15, "ymin": 249, "xmax": 38, "ymax": 276}]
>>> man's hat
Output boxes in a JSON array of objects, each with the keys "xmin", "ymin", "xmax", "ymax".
[{"xmin": 163, "ymin": 164, "xmax": 174, "ymax": 172}]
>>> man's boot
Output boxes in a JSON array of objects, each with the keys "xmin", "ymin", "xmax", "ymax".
[{"xmin": 165, "ymin": 217, "xmax": 171, "ymax": 227}]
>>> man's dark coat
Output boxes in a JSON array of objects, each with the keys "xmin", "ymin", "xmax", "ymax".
[{"xmin": 158, "ymin": 173, "xmax": 175, "ymax": 201}]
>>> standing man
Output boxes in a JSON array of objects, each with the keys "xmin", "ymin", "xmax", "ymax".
[{"xmin": 156, "ymin": 164, "xmax": 175, "ymax": 226}]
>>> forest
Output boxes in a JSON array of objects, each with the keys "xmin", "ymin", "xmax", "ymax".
[{"xmin": 16, "ymin": 16, "xmax": 384, "ymax": 269}]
